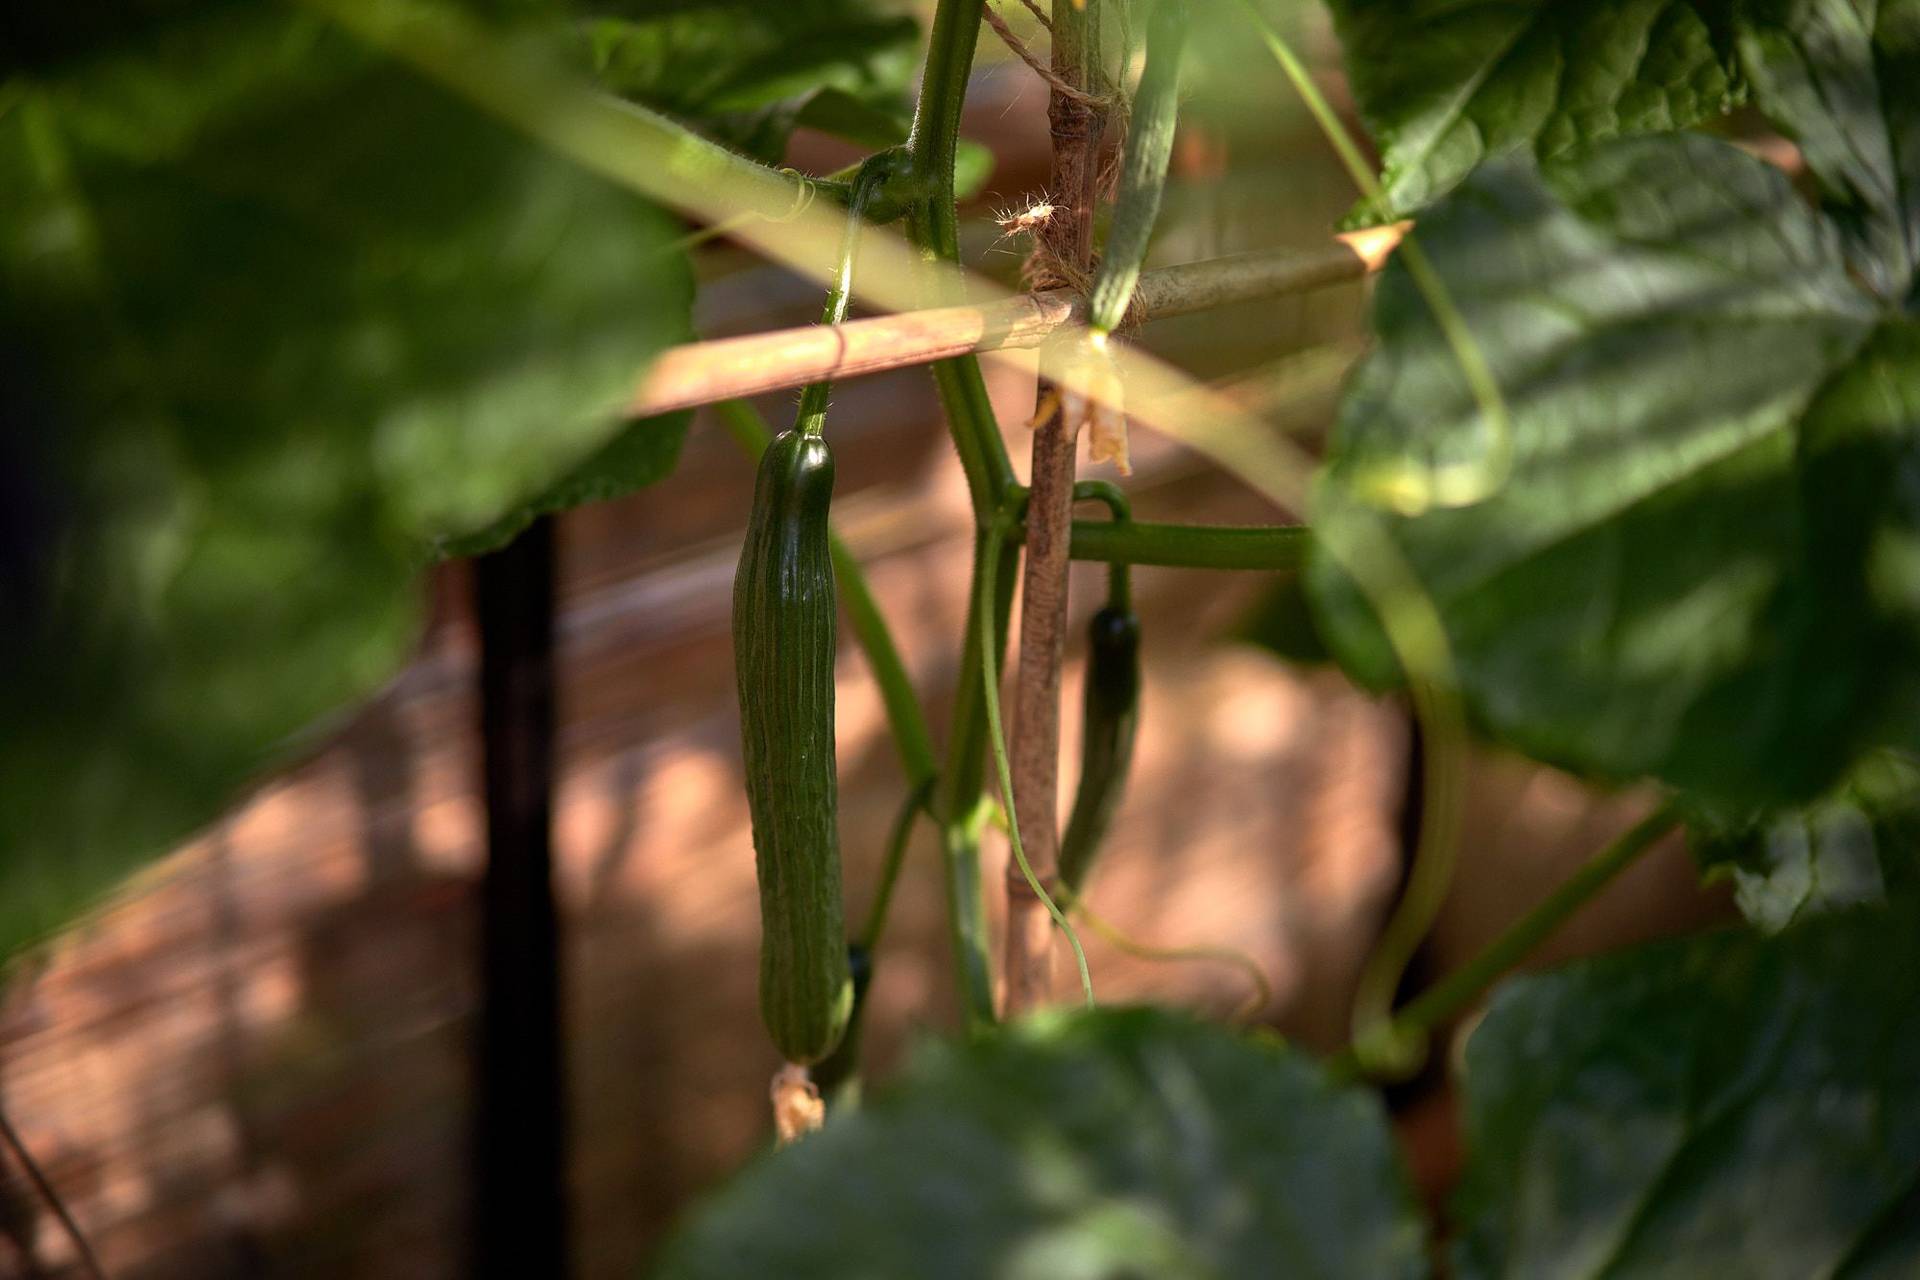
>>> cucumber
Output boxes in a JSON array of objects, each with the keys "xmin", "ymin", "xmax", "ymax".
[
  {"xmin": 1059, "ymin": 604, "xmax": 1142, "ymax": 893},
  {"xmin": 733, "ymin": 429, "xmax": 852, "ymax": 1064}
]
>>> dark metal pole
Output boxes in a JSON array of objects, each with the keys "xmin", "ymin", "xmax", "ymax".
[{"xmin": 472, "ymin": 515, "xmax": 569, "ymax": 1278}]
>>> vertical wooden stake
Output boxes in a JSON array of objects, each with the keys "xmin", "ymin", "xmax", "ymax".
[{"xmin": 1002, "ymin": 0, "xmax": 1110, "ymax": 1016}]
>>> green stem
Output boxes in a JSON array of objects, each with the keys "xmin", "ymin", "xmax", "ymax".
[
  {"xmin": 1072, "ymin": 481, "xmax": 1132, "ymax": 606},
  {"xmin": 935, "ymin": 528, "xmax": 1020, "ymax": 1032},
  {"xmin": 1337, "ymin": 802, "xmax": 1682, "ymax": 1080},
  {"xmin": 858, "ymin": 785, "xmax": 932, "ymax": 953},
  {"xmin": 980, "ymin": 509, "xmax": 1095, "ymax": 1009},
  {"xmin": 1064, "ymin": 519, "xmax": 1309, "ymax": 572},
  {"xmin": 716, "ymin": 401, "xmax": 937, "ymax": 789},
  {"xmin": 908, "ymin": 0, "xmax": 1015, "ymax": 1030},
  {"xmin": 906, "ymin": 0, "xmax": 1016, "ymax": 514},
  {"xmin": 795, "ymin": 160, "xmax": 888, "ymax": 436},
  {"xmin": 813, "ymin": 784, "xmax": 931, "ymax": 1102}
]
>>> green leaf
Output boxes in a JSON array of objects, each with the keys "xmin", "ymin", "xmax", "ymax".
[
  {"xmin": 1733, "ymin": 0, "xmax": 1920, "ymax": 300},
  {"xmin": 1325, "ymin": 0, "xmax": 1746, "ymax": 222},
  {"xmin": 1690, "ymin": 751, "xmax": 1920, "ymax": 931},
  {"xmin": 1234, "ymin": 576, "xmax": 1333, "ymax": 666},
  {"xmin": 578, "ymin": 2, "xmax": 919, "ymax": 162},
  {"xmin": 436, "ymin": 409, "xmax": 691, "ymax": 558},
  {"xmin": 0, "ymin": 4, "xmax": 690, "ymax": 954},
  {"xmin": 653, "ymin": 1007, "xmax": 1428, "ymax": 1279},
  {"xmin": 1454, "ymin": 901, "xmax": 1920, "ymax": 1278},
  {"xmin": 1307, "ymin": 133, "xmax": 1920, "ymax": 809}
]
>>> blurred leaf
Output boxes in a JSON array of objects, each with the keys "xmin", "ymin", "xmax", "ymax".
[
  {"xmin": 653, "ymin": 1007, "xmax": 1427, "ymax": 1279},
  {"xmin": 438, "ymin": 409, "xmax": 691, "ymax": 557},
  {"xmin": 1454, "ymin": 900, "xmax": 1920, "ymax": 1278},
  {"xmin": 1234, "ymin": 576, "xmax": 1332, "ymax": 666},
  {"xmin": 1308, "ymin": 133, "xmax": 1920, "ymax": 810},
  {"xmin": 1326, "ymin": 0, "xmax": 1745, "ymax": 222},
  {"xmin": 578, "ymin": 1, "xmax": 919, "ymax": 162},
  {"xmin": 954, "ymin": 137, "xmax": 997, "ymax": 202},
  {"xmin": 1691, "ymin": 751, "xmax": 1920, "ymax": 931},
  {"xmin": 0, "ymin": 3, "xmax": 690, "ymax": 954}
]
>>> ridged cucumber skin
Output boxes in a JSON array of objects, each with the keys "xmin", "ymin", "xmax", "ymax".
[
  {"xmin": 1059, "ymin": 606, "xmax": 1142, "ymax": 894},
  {"xmin": 733, "ymin": 430, "xmax": 852, "ymax": 1064},
  {"xmin": 1087, "ymin": 0, "xmax": 1189, "ymax": 335}
]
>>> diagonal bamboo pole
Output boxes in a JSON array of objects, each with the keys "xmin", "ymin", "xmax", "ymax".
[{"xmin": 624, "ymin": 231, "xmax": 1405, "ymax": 418}]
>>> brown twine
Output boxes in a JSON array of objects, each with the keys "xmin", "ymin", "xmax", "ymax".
[{"xmin": 983, "ymin": 4, "xmax": 1108, "ymax": 108}]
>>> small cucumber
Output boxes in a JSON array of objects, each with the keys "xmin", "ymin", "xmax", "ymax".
[
  {"xmin": 733, "ymin": 429, "xmax": 852, "ymax": 1064},
  {"xmin": 1059, "ymin": 604, "xmax": 1142, "ymax": 893}
]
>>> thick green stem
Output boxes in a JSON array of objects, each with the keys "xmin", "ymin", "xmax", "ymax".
[
  {"xmin": 934, "ymin": 528, "xmax": 1020, "ymax": 1032},
  {"xmin": 1064, "ymin": 520, "xmax": 1309, "ymax": 571},
  {"xmin": 1337, "ymin": 802, "xmax": 1682, "ymax": 1081},
  {"xmin": 907, "ymin": 0, "xmax": 1016, "ymax": 1028},
  {"xmin": 716, "ymin": 402, "xmax": 937, "ymax": 790},
  {"xmin": 906, "ymin": 0, "xmax": 1016, "ymax": 514}
]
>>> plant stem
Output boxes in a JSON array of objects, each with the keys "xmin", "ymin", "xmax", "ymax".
[
  {"xmin": 812, "ymin": 784, "xmax": 934, "ymax": 1099},
  {"xmin": 858, "ymin": 786, "xmax": 933, "ymax": 953},
  {"xmin": 1064, "ymin": 520, "xmax": 1309, "ymax": 571},
  {"xmin": 935, "ymin": 529, "xmax": 1020, "ymax": 1032},
  {"xmin": 795, "ymin": 161, "xmax": 886, "ymax": 436},
  {"xmin": 905, "ymin": 0, "xmax": 1017, "ymax": 1029},
  {"xmin": 1337, "ymin": 802, "xmax": 1682, "ymax": 1080},
  {"xmin": 716, "ymin": 401, "xmax": 937, "ymax": 791},
  {"xmin": 1003, "ymin": 0, "xmax": 1111, "ymax": 1016},
  {"xmin": 907, "ymin": 0, "xmax": 1016, "ymax": 515}
]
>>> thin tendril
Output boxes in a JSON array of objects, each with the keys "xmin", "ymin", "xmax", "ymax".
[
  {"xmin": 1234, "ymin": 0, "xmax": 1511, "ymax": 513},
  {"xmin": 979, "ymin": 514, "xmax": 1094, "ymax": 1009},
  {"xmin": 1064, "ymin": 889, "xmax": 1272, "ymax": 1022}
]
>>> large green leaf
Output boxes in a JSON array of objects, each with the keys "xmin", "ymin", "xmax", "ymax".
[
  {"xmin": 1325, "ymin": 0, "xmax": 1746, "ymax": 223},
  {"xmin": 1454, "ymin": 901, "xmax": 1920, "ymax": 1278},
  {"xmin": 653, "ymin": 1008, "xmax": 1428, "ymax": 1279},
  {"xmin": 1306, "ymin": 133, "xmax": 1920, "ymax": 809},
  {"xmin": 1691, "ymin": 750, "xmax": 1920, "ymax": 930},
  {"xmin": 578, "ymin": 1, "xmax": 920, "ymax": 162},
  {"xmin": 0, "ymin": 4, "xmax": 690, "ymax": 953}
]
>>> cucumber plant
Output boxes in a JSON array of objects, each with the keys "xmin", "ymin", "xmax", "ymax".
[{"xmin": 8, "ymin": 0, "xmax": 1920, "ymax": 1276}]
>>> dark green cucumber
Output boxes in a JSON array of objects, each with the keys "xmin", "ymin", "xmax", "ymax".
[
  {"xmin": 734, "ymin": 429, "xmax": 852, "ymax": 1064},
  {"xmin": 1058, "ymin": 603, "xmax": 1142, "ymax": 893}
]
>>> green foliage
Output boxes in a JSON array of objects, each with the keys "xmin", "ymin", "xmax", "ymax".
[
  {"xmin": 1691, "ymin": 752, "xmax": 1920, "ymax": 931},
  {"xmin": 0, "ymin": 3, "xmax": 690, "ymax": 955},
  {"xmin": 578, "ymin": 0, "xmax": 920, "ymax": 161},
  {"xmin": 653, "ymin": 1007, "xmax": 1427, "ymax": 1279},
  {"xmin": 1734, "ymin": 0, "xmax": 1920, "ymax": 299},
  {"xmin": 438, "ymin": 410, "xmax": 692, "ymax": 557},
  {"xmin": 1454, "ymin": 901, "xmax": 1920, "ymax": 1277},
  {"xmin": 1235, "ymin": 576, "xmax": 1332, "ymax": 666},
  {"xmin": 1325, "ymin": 0, "xmax": 1746, "ymax": 222},
  {"xmin": 1308, "ymin": 131, "xmax": 1920, "ymax": 810}
]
